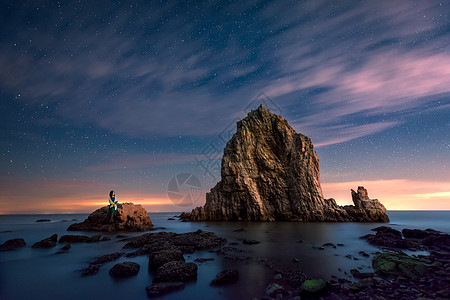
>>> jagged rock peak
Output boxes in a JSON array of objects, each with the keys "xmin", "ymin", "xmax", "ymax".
[{"xmin": 190, "ymin": 106, "xmax": 389, "ymax": 222}]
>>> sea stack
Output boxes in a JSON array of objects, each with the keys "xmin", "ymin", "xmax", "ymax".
[{"xmin": 191, "ymin": 105, "xmax": 389, "ymax": 222}]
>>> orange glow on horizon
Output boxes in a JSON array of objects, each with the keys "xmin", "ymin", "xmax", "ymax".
[
  {"xmin": 0, "ymin": 175, "xmax": 449, "ymax": 214},
  {"xmin": 322, "ymin": 179, "xmax": 450, "ymax": 210}
]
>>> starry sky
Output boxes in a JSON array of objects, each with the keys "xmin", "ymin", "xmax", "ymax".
[{"xmin": 1, "ymin": 0, "xmax": 449, "ymax": 214}]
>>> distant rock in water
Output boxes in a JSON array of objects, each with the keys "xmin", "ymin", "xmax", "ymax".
[
  {"xmin": 35, "ymin": 219, "xmax": 51, "ymax": 223},
  {"xmin": 68, "ymin": 203, "xmax": 153, "ymax": 232},
  {"xmin": 190, "ymin": 105, "xmax": 389, "ymax": 222}
]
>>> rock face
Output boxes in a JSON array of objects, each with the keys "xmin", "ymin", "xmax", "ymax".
[
  {"xmin": 68, "ymin": 203, "xmax": 153, "ymax": 232},
  {"xmin": 191, "ymin": 105, "xmax": 389, "ymax": 222}
]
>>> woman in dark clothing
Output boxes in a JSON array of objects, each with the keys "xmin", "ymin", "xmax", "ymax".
[{"xmin": 109, "ymin": 190, "xmax": 118, "ymax": 222}]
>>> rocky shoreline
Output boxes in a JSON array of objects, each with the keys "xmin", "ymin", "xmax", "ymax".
[{"xmin": 1, "ymin": 223, "xmax": 448, "ymax": 299}]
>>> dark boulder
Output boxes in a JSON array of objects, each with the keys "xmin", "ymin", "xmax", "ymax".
[
  {"xmin": 109, "ymin": 261, "xmax": 140, "ymax": 278},
  {"xmin": 148, "ymin": 249, "xmax": 185, "ymax": 270},
  {"xmin": 402, "ymin": 228, "xmax": 431, "ymax": 239},
  {"xmin": 86, "ymin": 234, "xmax": 101, "ymax": 243},
  {"xmin": 59, "ymin": 235, "xmax": 89, "ymax": 243},
  {"xmin": 210, "ymin": 269, "xmax": 239, "ymax": 285},
  {"xmin": 371, "ymin": 226, "xmax": 402, "ymax": 237},
  {"xmin": 0, "ymin": 238, "xmax": 26, "ymax": 251},
  {"xmin": 36, "ymin": 219, "xmax": 51, "ymax": 222},
  {"xmin": 243, "ymin": 239, "xmax": 260, "ymax": 245},
  {"xmin": 146, "ymin": 282, "xmax": 184, "ymax": 298},
  {"xmin": 32, "ymin": 234, "xmax": 58, "ymax": 248},
  {"xmin": 153, "ymin": 261, "xmax": 198, "ymax": 282},
  {"xmin": 81, "ymin": 252, "xmax": 123, "ymax": 276}
]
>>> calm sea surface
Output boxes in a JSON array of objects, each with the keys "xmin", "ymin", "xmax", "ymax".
[{"xmin": 0, "ymin": 211, "xmax": 449, "ymax": 300}]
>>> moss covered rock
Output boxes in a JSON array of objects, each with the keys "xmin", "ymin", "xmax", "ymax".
[{"xmin": 372, "ymin": 251, "xmax": 430, "ymax": 279}]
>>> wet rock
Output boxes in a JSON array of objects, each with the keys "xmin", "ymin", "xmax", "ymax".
[
  {"xmin": 233, "ymin": 227, "xmax": 247, "ymax": 232},
  {"xmin": 148, "ymin": 249, "xmax": 185, "ymax": 270},
  {"xmin": 153, "ymin": 261, "xmax": 198, "ymax": 282},
  {"xmin": 194, "ymin": 257, "xmax": 214, "ymax": 263},
  {"xmin": 146, "ymin": 282, "xmax": 184, "ymax": 298},
  {"xmin": 36, "ymin": 219, "xmax": 51, "ymax": 222},
  {"xmin": 86, "ymin": 234, "xmax": 101, "ymax": 243},
  {"xmin": 361, "ymin": 231, "xmax": 414, "ymax": 249},
  {"xmin": 402, "ymin": 228, "xmax": 431, "ymax": 239},
  {"xmin": 177, "ymin": 212, "xmax": 191, "ymax": 222},
  {"xmin": 322, "ymin": 242, "xmax": 336, "ymax": 248},
  {"xmin": 422, "ymin": 233, "xmax": 450, "ymax": 251},
  {"xmin": 100, "ymin": 236, "xmax": 111, "ymax": 241},
  {"xmin": 350, "ymin": 269, "xmax": 375, "ymax": 279},
  {"xmin": 59, "ymin": 235, "xmax": 89, "ymax": 243},
  {"xmin": 109, "ymin": 261, "xmax": 140, "ymax": 278},
  {"xmin": 61, "ymin": 243, "xmax": 71, "ymax": 251},
  {"xmin": 372, "ymin": 251, "xmax": 430, "ymax": 279},
  {"xmin": 266, "ymin": 283, "xmax": 285, "ymax": 296},
  {"xmin": 171, "ymin": 230, "xmax": 227, "ymax": 251},
  {"xmin": 168, "ymin": 217, "xmax": 175, "ymax": 220},
  {"xmin": 81, "ymin": 264, "xmax": 100, "ymax": 276},
  {"xmin": 337, "ymin": 243, "xmax": 344, "ymax": 246},
  {"xmin": 90, "ymin": 252, "xmax": 123, "ymax": 265},
  {"xmin": 81, "ymin": 252, "xmax": 123, "ymax": 276},
  {"xmin": 210, "ymin": 269, "xmax": 239, "ymax": 285},
  {"xmin": 371, "ymin": 226, "xmax": 402, "ymax": 237},
  {"xmin": 68, "ymin": 203, "xmax": 153, "ymax": 232},
  {"xmin": 274, "ymin": 274, "xmax": 282, "ymax": 280},
  {"xmin": 284, "ymin": 269, "xmax": 307, "ymax": 287},
  {"xmin": 0, "ymin": 238, "xmax": 26, "ymax": 251},
  {"xmin": 359, "ymin": 251, "xmax": 370, "ymax": 257},
  {"xmin": 32, "ymin": 234, "xmax": 58, "ymax": 248},
  {"xmin": 300, "ymin": 279, "xmax": 326, "ymax": 295},
  {"xmin": 293, "ymin": 258, "xmax": 300, "ymax": 262},
  {"xmin": 243, "ymin": 239, "xmax": 260, "ymax": 245}
]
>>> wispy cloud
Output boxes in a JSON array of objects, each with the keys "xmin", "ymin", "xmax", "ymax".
[
  {"xmin": 85, "ymin": 152, "xmax": 219, "ymax": 171},
  {"xmin": 0, "ymin": 0, "xmax": 448, "ymax": 144},
  {"xmin": 298, "ymin": 121, "xmax": 400, "ymax": 147}
]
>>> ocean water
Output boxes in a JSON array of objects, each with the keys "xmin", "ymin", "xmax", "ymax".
[{"xmin": 0, "ymin": 211, "xmax": 448, "ymax": 300}]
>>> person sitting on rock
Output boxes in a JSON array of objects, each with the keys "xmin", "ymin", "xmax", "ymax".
[{"xmin": 109, "ymin": 190, "xmax": 118, "ymax": 223}]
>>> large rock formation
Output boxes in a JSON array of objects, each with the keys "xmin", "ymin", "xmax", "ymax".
[
  {"xmin": 68, "ymin": 203, "xmax": 153, "ymax": 232},
  {"xmin": 191, "ymin": 105, "xmax": 389, "ymax": 222}
]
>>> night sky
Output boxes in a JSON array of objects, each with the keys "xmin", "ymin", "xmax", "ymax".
[{"xmin": 1, "ymin": 0, "xmax": 449, "ymax": 214}]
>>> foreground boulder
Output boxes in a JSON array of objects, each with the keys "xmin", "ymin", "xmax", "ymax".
[
  {"xmin": 109, "ymin": 261, "xmax": 140, "ymax": 278},
  {"xmin": 68, "ymin": 203, "xmax": 153, "ymax": 232},
  {"xmin": 124, "ymin": 230, "xmax": 226, "ymax": 257},
  {"xmin": 190, "ymin": 105, "xmax": 389, "ymax": 222},
  {"xmin": 146, "ymin": 282, "xmax": 185, "ymax": 298},
  {"xmin": 372, "ymin": 251, "xmax": 430, "ymax": 279},
  {"xmin": 210, "ymin": 269, "xmax": 239, "ymax": 285},
  {"xmin": 148, "ymin": 249, "xmax": 185, "ymax": 270},
  {"xmin": 153, "ymin": 261, "xmax": 198, "ymax": 282},
  {"xmin": 81, "ymin": 252, "xmax": 123, "ymax": 276},
  {"xmin": 0, "ymin": 238, "xmax": 26, "ymax": 251}
]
